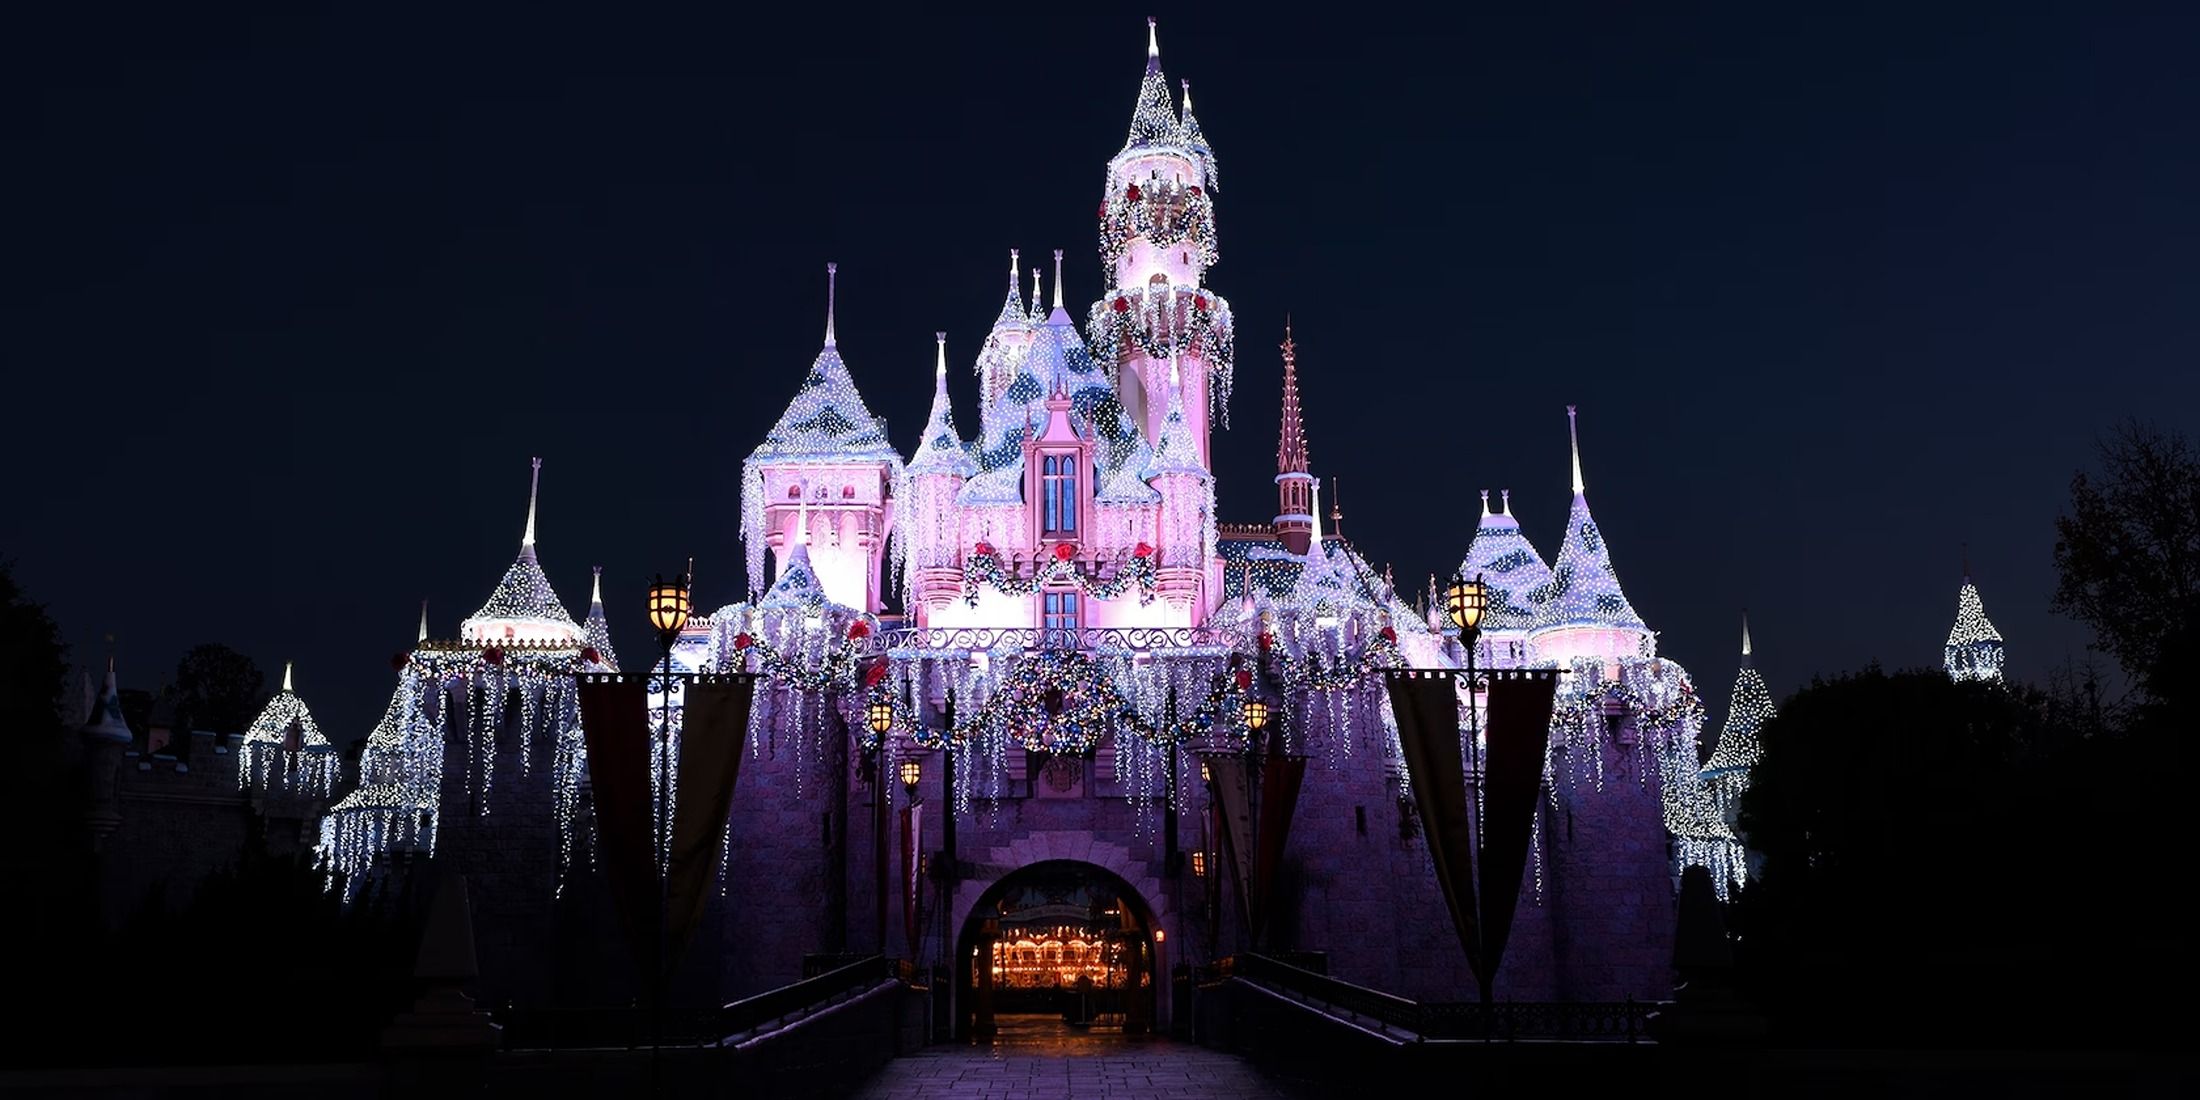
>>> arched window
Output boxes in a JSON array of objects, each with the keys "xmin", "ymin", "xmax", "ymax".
[
  {"xmin": 1041, "ymin": 455, "xmax": 1077, "ymax": 537},
  {"xmin": 841, "ymin": 485, "xmax": 855, "ymax": 499},
  {"xmin": 786, "ymin": 485, "xmax": 801, "ymax": 499}
]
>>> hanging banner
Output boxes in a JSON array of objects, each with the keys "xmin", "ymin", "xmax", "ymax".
[
  {"xmin": 667, "ymin": 673, "xmax": 758, "ymax": 965},
  {"xmin": 902, "ymin": 803, "xmax": 924, "ymax": 960},
  {"xmin": 1384, "ymin": 670, "xmax": 1482, "ymax": 986},
  {"xmin": 1477, "ymin": 669, "xmax": 1562, "ymax": 992},
  {"xmin": 1206, "ymin": 755, "xmax": 1258, "ymax": 936},
  {"xmin": 1249, "ymin": 755, "xmax": 1307, "ymax": 947},
  {"xmin": 578, "ymin": 675, "xmax": 656, "ymax": 977}
]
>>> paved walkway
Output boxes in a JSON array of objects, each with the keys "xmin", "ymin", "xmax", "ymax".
[{"xmin": 849, "ymin": 1015, "xmax": 1307, "ymax": 1099}]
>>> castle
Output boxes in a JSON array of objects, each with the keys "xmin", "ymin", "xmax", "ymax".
[{"xmin": 69, "ymin": 20, "xmax": 2012, "ymax": 1028}]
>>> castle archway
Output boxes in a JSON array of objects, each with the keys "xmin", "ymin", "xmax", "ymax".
[{"xmin": 954, "ymin": 859, "xmax": 1161, "ymax": 1042}]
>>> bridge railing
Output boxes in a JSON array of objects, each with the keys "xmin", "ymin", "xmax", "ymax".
[
  {"xmin": 871, "ymin": 625, "xmax": 1237, "ymax": 655},
  {"xmin": 1220, "ymin": 953, "xmax": 1650, "ymax": 1043},
  {"xmin": 716, "ymin": 954, "xmax": 898, "ymax": 1041}
]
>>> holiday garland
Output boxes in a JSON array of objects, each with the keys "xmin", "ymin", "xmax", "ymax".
[
  {"xmin": 1097, "ymin": 179, "xmax": 1219, "ymax": 273},
  {"xmin": 1085, "ymin": 284, "xmax": 1237, "ymax": 426},
  {"xmin": 960, "ymin": 542, "xmax": 1158, "ymax": 606}
]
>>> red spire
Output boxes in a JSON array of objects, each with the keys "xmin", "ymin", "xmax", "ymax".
[
  {"xmin": 1273, "ymin": 318, "xmax": 1315, "ymax": 555},
  {"xmin": 1277, "ymin": 318, "xmax": 1308, "ymax": 474}
]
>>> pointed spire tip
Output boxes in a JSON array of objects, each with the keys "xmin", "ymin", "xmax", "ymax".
[
  {"xmin": 521, "ymin": 456, "xmax": 543, "ymax": 556},
  {"xmin": 1566, "ymin": 405, "xmax": 1585, "ymax": 495},
  {"xmin": 282, "ymin": 661, "xmax": 293, "ymax": 693},
  {"xmin": 824, "ymin": 262, "xmax": 839, "ymax": 347}
]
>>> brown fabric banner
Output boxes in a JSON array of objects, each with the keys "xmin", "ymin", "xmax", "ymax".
[
  {"xmin": 901, "ymin": 803, "xmax": 923, "ymax": 959},
  {"xmin": 578, "ymin": 675, "xmax": 656, "ymax": 976},
  {"xmin": 667, "ymin": 674, "xmax": 757, "ymax": 965},
  {"xmin": 1477, "ymin": 670, "xmax": 1562, "ymax": 993},
  {"xmin": 1206, "ymin": 755, "xmax": 1258, "ymax": 936},
  {"xmin": 1384, "ymin": 671, "xmax": 1482, "ymax": 982},
  {"xmin": 1249, "ymin": 755, "xmax": 1307, "ymax": 947}
]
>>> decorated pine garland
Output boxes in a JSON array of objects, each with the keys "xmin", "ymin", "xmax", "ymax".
[
  {"xmin": 731, "ymin": 618, "xmax": 874, "ymax": 694},
  {"xmin": 961, "ymin": 541, "xmax": 1158, "ymax": 607},
  {"xmin": 1085, "ymin": 284, "xmax": 1237, "ymax": 425},
  {"xmin": 1097, "ymin": 179, "xmax": 1219, "ymax": 272}
]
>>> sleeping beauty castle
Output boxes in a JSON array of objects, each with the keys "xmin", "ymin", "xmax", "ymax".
[{"xmin": 169, "ymin": 19, "xmax": 1942, "ymax": 1025}]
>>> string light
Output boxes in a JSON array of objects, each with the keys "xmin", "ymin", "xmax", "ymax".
[
  {"xmin": 1944, "ymin": 578, "xmax": 2006, "ymax": 684},
  {"xmin": 237, "ymin": 662, "xmax": 341, "ymax": 800}
]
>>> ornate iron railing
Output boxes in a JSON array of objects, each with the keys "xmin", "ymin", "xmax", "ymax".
[
  {"xmin": 874, "ymin": 625, "xmax": 1238, "ymax": 655},
  {"xmin": 1222, "ymin": 953, "xmax": 1650, "ymax": 1043}
]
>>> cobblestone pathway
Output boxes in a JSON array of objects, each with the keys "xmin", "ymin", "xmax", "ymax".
[{"xmin": 849, "ymin": 1015, "xmax": 1308, "ymax": 1099}]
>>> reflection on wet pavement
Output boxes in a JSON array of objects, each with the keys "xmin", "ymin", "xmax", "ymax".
[{"xmin": 848, "ymin": 1013, "xmax": 1307, "ymax": 1098}]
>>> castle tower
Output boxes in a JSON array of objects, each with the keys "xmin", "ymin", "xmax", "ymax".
[
  {"xmin": 582, "ymin": 567, "xmax": 620, "ymax": 671},
  {"xmin": 1704, "ymin": 611, "xmax": 1772, "ymax": 820},
  {"xmin": 1944, "ymin": 563, "xmax": 2006, "ymax": 683},
  {"xmin": 908, "ymin": 331, "xmax": 978, "ymax": 620},
  {"xmin": 1092, "ymin": 18, "xmax": 1234, "ymax": 470},
  {"xmin": 1528, "ymin": 407, "xmax": 1650, "ymax": 674},
  {"xmin": 1459, "ymin": 487, "xmax": 1554, "ymax": 668},
  {"xmin": 461, "ymin": 458, "xmax": 584, "ymax": 646},
  {"xmin": 740, "ymin": 263, "xmax": 907, "ymax": 612},
  {"xmin": 1273, "ymin": 321, "xmax": 1314, "ymax": 555},
  {"xmin": 238, "ymin": 661, "xmax": 340, "ymax": 799},
  {"xmin": 1141, "ymin": 356, "xmax": 1215, "ymax": 615},
  {"xmin": 977, "ymin": 249, "xmax": 1031, "ymax": 422}
]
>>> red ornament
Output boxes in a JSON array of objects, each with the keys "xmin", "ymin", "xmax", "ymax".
[
  {"xmin": 1112, "ymin": 296, "xmax": 1130, "ymax": 313},
  {"xmin": 847, "ymin": 620, "xmax": 871, "ymax": 640},
  {"xmin": 1194, "ymin": 294, "xmax": 1209, "ymax": 311},
  {"xmin": 1097, "ymin": 202, "xmax": 1108, "ymax": 219},
  {"xmin": 734, "ymin": 633, "xmax": 755, "ymax": 650},
  {"xmin": 1132, "ymin": 541, "xmax": 1154, "ymax": 558},
  {"xmin": 1052, "ymin": 542, "xmax": 1077, "ymax": 562},
  {"xmin": 974, "ymin": 540, "xmax": 995, "ymax": 556},
  {"xmin": 1188, "ymin": 185, "xmax": 1202, "ymax": 196},
  {"xmin": 389, "ymin": 652, "xmax": 409, "ymax": 672},
  {"xmin": 864, "ymin": 661, "xmax": 889, "ymax": 688},
  {"xmin": 483, "ymin": 647, "xmax": 505, "ymax": 667},
  {"xmin": 1379, "ymin": 627, "xmax": 1398, "ymax": 644},
  {"xmin": 1126, "ymin": 183, "xmax": 1142, "ymax": 201},
  {"xmin": 580, "ymin": 646, "xmax": 601, "ymax": 666},
  {"xmin": 1234, "ymin": 668, "xmax": 1253, "ymax": 691},
  {"xmin": 1257, "ymin": 632, "xmax": 1274, "ymax": 651}
]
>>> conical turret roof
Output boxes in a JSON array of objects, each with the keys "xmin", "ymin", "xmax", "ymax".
[
  {"xmin": 1175, "ymin": 79, "xmax": 1218, "ymax": 189},
  {"xmin": 582, "ymin": 567, "xmax": 621, "ymax": 671},
  {"xmin": 1944, "ymin": 573, "xmax": 2005, "ymax": 683},
  {"xmin": 1530, "ymin": 408, "xmax": 1646, "ymax": 633},
  {"xmin": 80, "ymin": 656, "xmax": 132, "ymax": 744},
  {"xmin": 1121, "ymin": 18, "xmax": 1180, "ymax": 153},
  {"xmin": 909, "ymin": 333, "xmax": 978, "ymax": 478},
  {"xmin": 1705, "ymin": 613, "xmax": 1771, "ymax": 775},
  {"xmin": 1460, "ymin": 489, "xmax": 1553, "ymax": 633},
  {"xmin": 241, "ymin": 662, "xmax": 333, "ymax": 752},
  {"xmin": 1140, "ymin": 358, "xmax": 1209, "ymax": 481},
  {"xmin": 462, "ymin": 458, "xmax": 583, "ymax": 644}
]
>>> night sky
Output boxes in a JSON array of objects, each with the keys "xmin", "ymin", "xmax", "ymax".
[{"xmin": 8, "ymin": 4, "xmax": 2196, "ymax": 737}]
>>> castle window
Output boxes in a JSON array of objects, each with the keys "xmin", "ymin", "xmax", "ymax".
[
  {"xmin": 787, "ymin": 485, "xmax": 801, "ymax": 499},
  {"xmin": 842, "ymin": 485, "xmax": 854, "ymax": 499},
  {"xmin": 1043, "ymin": 590, "xmax": 1080, "ymax": 644},
  {"xmin": 1041, "ymin": 454, "xmax": 1078, "ymax": 537}
]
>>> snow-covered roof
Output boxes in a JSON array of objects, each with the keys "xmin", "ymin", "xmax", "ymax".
[
  {"xmin": 909, "ymin": 334, "xmax": 979, "ymax": 479},
  {"xmin": 1459, "ymin": 490, "xmax": 1554, "ymax": 633}
]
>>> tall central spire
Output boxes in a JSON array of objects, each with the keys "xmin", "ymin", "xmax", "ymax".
[
  {"xmin": 1122, "ymin": 17, "xmax": 1177, "ymax": 150},
  {"xmin": 1051, "ymin": 249, "xmax": 1065, "ymax": 311},
  {"xmin": 824, "ymin": 262, "xmax": 838, "ymax": 348},
  {"xmin": 521, "ymin": 457, "xmax": 542, "ymax": 560},
  {"xmin": 1741, "ymin": 609, "xmax": 1753, "ymax": 663}
]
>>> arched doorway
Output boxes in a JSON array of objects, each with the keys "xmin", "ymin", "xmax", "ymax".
[{"xmin": 955, "ymin": 860, "xmax": 1159, "ymax": 1042}]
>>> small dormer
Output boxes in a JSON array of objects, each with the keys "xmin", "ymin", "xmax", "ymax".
[{"xmin": 1024, "ymin": 386, "xmax": 1092, "ymax": 545}]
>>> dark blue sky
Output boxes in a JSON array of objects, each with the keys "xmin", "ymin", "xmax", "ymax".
[{"xmin": 7, "ymin": 4, "xmax": 2196, "ymax": 736}]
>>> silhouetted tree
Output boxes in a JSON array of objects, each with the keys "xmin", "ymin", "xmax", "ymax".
[
  {"xmin": 1732, "ymin": 667, "xmax": 2172, "ymax": 1046},
  {"xmin": 2053, "ymin": 421, "xmax": 2200, "ymax": 703},
  {"xmin": 173, "ymin": 642, "xmax": 265, "ymax": 735}
]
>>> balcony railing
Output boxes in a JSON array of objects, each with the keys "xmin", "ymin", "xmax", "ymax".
[{"xmin": 873, "ymin": 625, "xmax": 1237, "ymax": 655}]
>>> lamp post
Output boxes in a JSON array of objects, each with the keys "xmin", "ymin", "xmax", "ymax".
[
  {"xmin": 867, "ymin": 693, "xmax": 894, "ymax": 956},
  {"xmin": 645, "ymin": 572, "xmax": 689, "ymax": 1092},
  {"xmin": 1444, "ymin": 571, "xmax": 1489, "ymax": 741}
]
